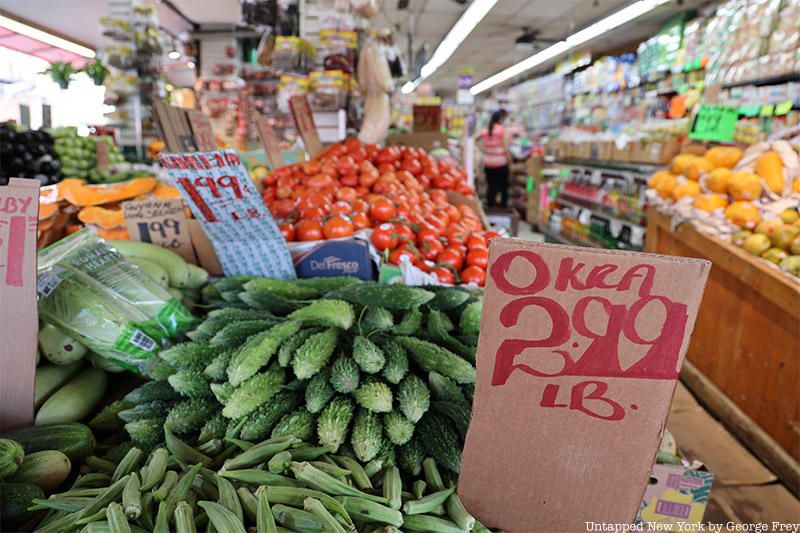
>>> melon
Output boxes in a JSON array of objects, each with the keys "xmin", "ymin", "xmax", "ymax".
[
  {"xmin": 706, "ymin": 167, "xmax": 733, "ymax": 194},
  {"xmin": 683, "ymin": 157, "xmax": 714, "ymax": 180},
  {"xmin": 655, "ymin": 174, "xmax": 678, "ymax": 199},
  {"xmin": 693, "ymin": 193, "xmax": 728, "ymax": 212},
  {"xmin": 672, "ymin": 180, "xmax": 701, "ymax": 200},
  {"xmin": 704, "ymin": 146, "xmax": 742, "ymax": 169}
]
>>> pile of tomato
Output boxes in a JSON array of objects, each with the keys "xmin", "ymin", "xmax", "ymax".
[{"xmin": 260, "ymin": 138, "xmax": 494, "ymax": 285}]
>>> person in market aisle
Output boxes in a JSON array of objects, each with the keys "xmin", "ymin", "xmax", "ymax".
[{"xmin": 479, "ymin": 109, "xmax": 512, "ymax": 207}]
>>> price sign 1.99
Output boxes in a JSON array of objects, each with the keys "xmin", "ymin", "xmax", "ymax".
[{"xmin": 122, "ymin": 198, "xmax": 197, "ymax": 263}]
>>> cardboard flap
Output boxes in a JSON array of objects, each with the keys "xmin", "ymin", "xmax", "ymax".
[
  {"xmin": 256, "ymin": 115, "xmax": 286, "ymax": 168},
  {"xmin": 0, "ymin": 178, "xmax": 40, "ymax": 431},
  {"xmin": 289, "ymin": 95, "xmax": 323, "ymax": 157},
  {"xmin": 458, "ymin": 239, "xmax": 710, "ymax": 532}
]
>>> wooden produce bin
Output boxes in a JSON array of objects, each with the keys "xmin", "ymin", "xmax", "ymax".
[{"xmin": 646, "ymin": 210, "xmax": 800, "ymax": 482}]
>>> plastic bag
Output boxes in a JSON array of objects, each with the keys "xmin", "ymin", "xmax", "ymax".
[
  {"xmin": 358, "ymin": 91, "xmax": 390, "ymax": 144},
  {"xmin": 38, "ymin": 229, "xmax": 195, "ymax": 341},
  {"xmin": 358, "ymin": 38, "xmax": 393, "ymax": 93}
]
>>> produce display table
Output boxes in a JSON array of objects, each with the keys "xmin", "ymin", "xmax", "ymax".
[{"xmin": 646, "ymin": 210, "xmax": 800, "ymax": 472}]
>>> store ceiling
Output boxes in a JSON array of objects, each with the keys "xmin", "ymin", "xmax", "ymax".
[
  {"xmin": 375, "ymin": 0, "xmax": 695, "ymax": 95},
  {"xmin": 1, "ymin": 1, "xmax": 105, "ymax": 51}
]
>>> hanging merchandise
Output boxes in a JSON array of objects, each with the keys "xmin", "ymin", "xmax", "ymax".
[{"xmin": 241, "ymin": 0, "xmax": 279, "ymax": 27}]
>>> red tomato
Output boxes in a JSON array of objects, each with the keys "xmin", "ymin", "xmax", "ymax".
[
  {"xmin": 433, "ymin": 173, "xmax": 456, "ymax": 190},
  {"xmin": 323, "ymin": 215, "xmax": 354, "ymax": 239},
  {"xmin": 431, "ymin": 266, "xmax": 455, "ymax": 284},
  {"xmin": 369, "ymin": 200, "xmax": 396, "ymax": 223},
  {"xmin": 371, "ymin": 223, "xmax": 398, "ymax": 251},
  {"xmin": 485, "ymin": 230, "xmax": 501, "ymax": 240},
  {"xmin": 271, "ymin": 199, "xmax": 296, "ymax": 218},
  {"xmin": 437, "ymin": 249, "xmax": 463, "ymax": 271},
  {"xmin": 460, "ymin": 265, "xmax": 486, "ymax": 286},
  {"xmin": 466, "ymin": 248, "xmax": 488, "ymax": 269},
  {"xmin": 467, "ymin": 234, "xmax": 488, "ymax": 250},
  {"xmin": 335, "ymin": 187, "xmax": 357, "ymax": 203},
  {"xmin": 302, "ymin": 161, "xmax": 321, "ymax": 175},
  {"xmin": 336, "ymin": 156, "xmax": 356, "ymax": 175},
  {"xmin": 299, "ymin": 206, "xmax": 326, "ymax": 220},
  {"xmin": 330, "ymin": 201, "xmax": 352, "ymax": 215},
  {"xmin": 389, "ymin": 246, "xmax": 419, "ymax": 265},
  {"xmin": 359, "ymin": 172, "xmax": 378, "ymax": 188},
  {"xmin": 296, "ymin": 219, "xmax": 323, "ymax": 241},
  {"xmin": 445, "ymin": 227, "xmax": 468, "ymax": 246},
  {"xmin": 340, "ymin": 174, "xmax": 359, "ymax": 187},
  {"xmin": 420, "ymin": 239, "xmax": 444, "ymax": 261},
  {"xmin": 400, "ymin": 157, "xmax": 423, "ymax": 176},
  {"xmin": 279, "ymin": 223, "xmax": 295, "ymax": 242},
  {"xmin": 351, "ymin": 211, "xmax": 370, "ymax": 230},
  {"xmin": 392, "ymin": 222, "xmax": 415, "ymax": 244},
  {"xmin": 416, "ymin": 228, "xmax": 440, "ymax": 246}
]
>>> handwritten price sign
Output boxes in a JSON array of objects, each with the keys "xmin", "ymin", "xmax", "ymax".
[
  {"xmin": 122, "ymin": 198, "xmax": 197, "ymax": 263},
  {"xmin": 689, "ymin": 104, "xmax": 739, "ymax": 142},
  {"xmin": 0, "ymin": 179, "xmax": 40, "ymax": 431},
  {"xmin": 459, "ymin": 240, "xmax": 710, "ymax": 532},
  {"xmin": 161, "ymin": 149, "xmax": 295, "ymax": 279}
]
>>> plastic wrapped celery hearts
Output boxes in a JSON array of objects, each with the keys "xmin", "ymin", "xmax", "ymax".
[{"xmin": 37, "ymin": 229, "xmax": 196, "ymax": 371}]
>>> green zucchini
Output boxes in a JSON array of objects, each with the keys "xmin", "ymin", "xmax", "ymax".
[
  {"xmin": 0, "ymin": 438, "xmax": 25, "ymax": 479},
  {"xmin": 35, "ymin": 368, "xmax": 108, "ymax": 425},
  {"xmin": 33, "ymin": 362, "xmax": 83, "ymax": 408},
  {"xmin": 9, "ymin": 450, "xmax": 71, "ymax": 491},
  {"xmin": 1, "ymin": 422, "xmax": 95, "ymax": 463},
  {"xmin": 0, "ymin": 482, "xmax": 45, "ymax": 530}
]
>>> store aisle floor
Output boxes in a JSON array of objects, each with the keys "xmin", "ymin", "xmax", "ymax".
[
  {"xmin": 668, "ymin": 383, "xmax": 800, "ymax": 526},
  {"xmin": 515, "ymin": 221, "xmax": 544, "ymax": 242}
]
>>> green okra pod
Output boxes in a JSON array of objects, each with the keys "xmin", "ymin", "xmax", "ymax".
[
  {"xmin": 152, "ymin": 470, "xmax": 179, "ymax": 501},
  {"xmin": 106, "ymin": 502, "xmax": 131, "ymax": 533},
  {"xmin": 291, "ymin": 462, "xmax": 388, "ymax": 504},
  {"xmin": 268, "ymin": 450, "xmax": 293, "ymax": 474},
  {"xmin": 222, "ymin": 436, "xmax": 297, "ymax": 470},
  {"xmin": 112, "ymin": 447, "xmax": 144, "ymax": 482},
  {"xmin": 304, "ymin": 497, "xmax": 347, "ymax": 533},
  {"xmin": 255, "ymin": 486, "xmax": 278, "ymax": 533},
  {"xmin": 423, "ymin": 458, "xmax": 445, "ymax": 491},
  {"xmin": 287, "ymin": 445, "xmax": 335, "ymax": 461},
  {"xmin": 236, "ymin": 486, "xmax": 258, "ymax": 522},
  {"xmin": 218, "ymin": 468, "xmax": 301, "ymax": 487},
  {"xmin": 402, "ymin": 487, "xmax": 456, "ymax": 515},
  {"xmin": 198, "ymin": 500, "xmax": 247, "ymax": 533},
  {"xmin": 413, "ymin": 479, "xmax": 427, "ymax": 500},
  {"xmin": 153, "ymin": 501, "xmax": 169, "ymax": 533},
  {"xmin": 271, "ymin": 504, "xmax": 327, "ymax": 532},
  {"xmin": 446, "ymin": 493, "xmax": 475, "ymax": 530},
  {"xmin": 332, "ymin": 455, "xmax": 373, "ymax": 490},
  {"xmin": 165, "ymin": 427, "xmax": 212, "ymax": 466},
  {"xmin": 264, "ymin": 486, "xmax": 353, "ymax": 528},
  {"xmin": 163, "ymin": 463, "xmax": 203, "ymax": 518},
  {"xmin": 216, "ymin": 475, "xmax": 244, "ymax": 522},
  {"xmin": 174, "ymin": 501, "xmax": 197, "ymax": 533},
  {"xmin": 383, "ymin": 466, "xmax": 402, "ymax": 510},
  {"xmin": 122, "ymin": 473, "xmax": 141, "ymax": 520},
  {"xmin": 402, "ymin": 514, "xmax": 464, "ymax": 533},
  {"xmin": 336, "ymin": 496, "xmax": 403, "ymax": 527},
  {"xmin": 86, "ymin": 456, "xmax": 117, "ymax": 474},
  {"xmin": 140, "ymin": 448, "xmax": 169, "ymax": 491}
]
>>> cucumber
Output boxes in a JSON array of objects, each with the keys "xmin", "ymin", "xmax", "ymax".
[
  {"xmin": 9, "ymin": 450, "xmax": 71, "ymax": 491},
  {"xmin": 35, "ymin": 368, "xmax": 108, "ymax": 425},
  {"xmin": 1, "ymin": 423, "xmax": 94, "ymax": 463},
  {"xmin": 34, "ymin": 362, "xmax": 83, "ymax": 408},
  {"xmin": 87, "ymin": 352, "xmax": 127, "ymax": 373},
  {"xmin": 39, "ymin": 323, "xmax": 87, "ymax": 365},
  {"xmin": 184, "ymin": 263, "xmax": 210, "ymax": 289},
  {"xmin": 0, "ymin": 438, "xmax": 25, "ymax": 479},
  {"xmin": 127, "ymin": 256, "xmax": 170, "ymax": 287},
  {"xmin": 0, "ymin": 482, "xmax": 45, "ymax": 530},
  {"xmin": 109, "ymin": 240, "xmax": 191, "ymax": 288}
]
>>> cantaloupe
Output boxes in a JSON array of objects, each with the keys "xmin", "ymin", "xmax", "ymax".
[
  {"xmin": 704, "ymin": 146, "xmax": 742, "ymax": 169},
  {"xmin": 727, "ymin": 171, "xmax": 762, "ymax": 201},
  {"xmin": 693, "ymin": 193, "xmax": 728, "ymax": 212},
  {"xmin": 672, "ymin": 180, "xmax": 701, "ymax": 200},
  {"xmin": 724, "ymin": 201, "xmax": 761, "ymax": 229},
  {"xmin": 683, "ymin": 157, "xmax": 714, "ymax": 180},
  {"xmin": 754, "ymin": 151, "xmax": 784, "ymax": 194},
  {"xmin": 706, "ymin": 167, "xmax": 733, "ymax": 194}
]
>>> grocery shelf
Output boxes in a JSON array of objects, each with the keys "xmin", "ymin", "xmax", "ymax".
[
  {"xmin": 548, "ymin": 157, "xmax": 661, "ymax": 175},
  {"xmin": 556, "ymin": 195, "xmax": 646, "ymax": 228},
  {"xmin": 721, "ymin": 72, "xmax": 800, "ymax": 90},
  {"xmin": 540, "ymin": 227, "xmax": 602, "ymax": 249}
]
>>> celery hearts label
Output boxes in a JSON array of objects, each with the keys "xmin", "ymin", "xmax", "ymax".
[{"xmin": 161, "ymin": 149, "xmax": 296, "ymax": 279}]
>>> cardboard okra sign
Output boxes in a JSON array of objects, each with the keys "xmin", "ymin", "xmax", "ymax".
[
  {"xmin": 458, "ymin": 239, "xmax": 711, "ymax": 532},
  {"xmin": 0, "ymin": 178, "xmax": 40, "ymax": 431}
]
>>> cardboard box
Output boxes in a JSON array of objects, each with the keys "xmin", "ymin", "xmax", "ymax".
[
  {"xmin": 611, "ymin": 142, "xmax": 633, "ymax": 162},
  {"xmin": 485, "ymin": 207, "xmax": 520, "ymax": 237},
  {"xmin": 386, "ymin": 132, "xmax": 449, "ymax": 152},
  {"xmin": 575, "ymin": 142, "xmax": 591, "ymax": 159},
  {"xmin": 412, "ymin": 105, "xmax": 442, "ymax": 132},
  {"xmin": 290, "ymin": 238, "xmax": 374, "ymax": 280},
  {"xmin": 589, "ymin": 141, "xmax": 612, "ymax": 161}
]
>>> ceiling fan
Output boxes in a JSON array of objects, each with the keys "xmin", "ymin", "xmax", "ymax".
[{"xmin": 514, "ymin": 27, "xmax": 558, "ymax": 50}]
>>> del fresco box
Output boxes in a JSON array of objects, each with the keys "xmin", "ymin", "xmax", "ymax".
[{"xmin": 290, "ymin": 238, "xmax": 374, "ymax": 280}]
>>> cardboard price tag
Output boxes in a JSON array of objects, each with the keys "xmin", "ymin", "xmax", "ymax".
[
  {"xmin": 289, "ymin": 95, "xmax": 323, "ymax": 157},
  {"xmin": 0, "ymin": 178, "xmax": 40, "ymax": 431},
  {"xmin": 458, "ymin": 240, "xmax": 710, "ymax": 532},
  {"xmin": 96, "ymin": 140, "xmax": 110, "ymax": 173},
  {"xmin": 187, "ymin": 110, "xmax": 217, "ymax": 151},
  {"xmin": 153, "ymin": 101, "xmax": 198, "ymax": 153},
  {"xmin": 161, "ymin": 149, "xmax": 295, "ymax": 279},
  {"xmin": 689, "ymin": 105, "xmax": 739, "ymax": 142},
  {"xmin": 256, "ymin": 115, "xmax": 286, "ymax": 168},
  {"xmin": 121, "ymin": 198, "xmax": 197, "ymax": 263}
]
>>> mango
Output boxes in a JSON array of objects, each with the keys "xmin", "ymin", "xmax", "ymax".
[
  {"xmin": 732, "ymin": 230, "xmax": 752, "ymax": 247},
  {"xmin": 754, "ymin": 219, "xmax": 784, "ymax": 237},
  {"xmin": 742, "ymin": 233, "xmax": 771, "ymax": 256},
  {"xmin": 761, "ymin": 247, "xmax": 788, "ymax": 264},
  {"xmin": 725, "ymin": 201, "xmax": 761, "ymax": 229},
  {"xmin": 779, "ymin": 255, "xmax": 800, "ymax": 277},
  {"xmin": 790, "ymin": 236, "xmax": 800, "ymax": 256},
  {"xmin": 728, "ymin": 171, "xmax": 762, "ymax": 201},
  {"xmin": 694, "ymin": 193, "xmax": 728, "ymax": 212},
  {"xmin": 780, "ymin": 209, "xmax": 799, "ymax": 224},
  {"xmin": 706, "ymin": 168, "xmax": 733, "ymax": 194},
  {"xmin": 770, "ymin": 225, "xmax": 800, "ymax": 251}
]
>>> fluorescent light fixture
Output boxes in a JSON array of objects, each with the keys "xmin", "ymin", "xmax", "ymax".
[
  {"xmin": 471, "ymin": 0, "xmax": 670, "ymax": 95},
  {"xmin": 401, "ymin": 80, "xmax": 418, "ymax": 94},
  {"xmin": 416, "ymin": 0, "xmax": 498, "ymax": 83},
  {"xmin": 168, "ymin": 50, "xmax": 181, "ymax": 59},
  {"xmin": 0, "ymin": 14, "xmax": 95, "ymax": 58}
]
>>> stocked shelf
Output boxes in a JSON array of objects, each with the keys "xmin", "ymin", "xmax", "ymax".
[
  {"xmin": 547, "ymin": 157, "xmax": 662, "ymax": 177},
  {"xmin": 556, "ymin": 194, "xmax": 646, "ymax": 228}
]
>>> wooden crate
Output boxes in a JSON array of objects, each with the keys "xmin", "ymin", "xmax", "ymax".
[{"xmin": 646, "ymin": 211, "xmax": 800, "ymax": 468}]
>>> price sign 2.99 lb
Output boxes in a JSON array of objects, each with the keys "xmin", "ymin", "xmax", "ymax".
[{"xmin": 161, "ymin": 149, "xmax": 295, "ymax": 279}]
